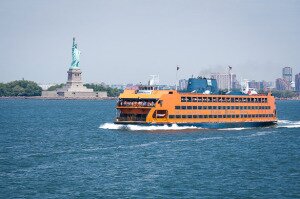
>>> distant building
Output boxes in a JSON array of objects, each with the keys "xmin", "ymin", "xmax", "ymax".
[
  {"xmin": 211, "ymin": 73, "xmax": 237, "ymax": 90},
  {"xmin": 178, "ymin": 79, "xmax": 188, "ymax": 91},
  {"xmin": 276, "ymin": 78, "xmax": 291, "ymax": 91},
  {"xmin": 248, "ymin": 80, "xmax": 272, "ymax": 92},
  {"xmin": 282, "ymin": 67, "xmax": 293, "ymax": 83},
  {"xmin": 295, "ymin": 73, "xmax": 300, "ymax": 92}
]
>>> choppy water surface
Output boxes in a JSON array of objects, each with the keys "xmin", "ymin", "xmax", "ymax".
[{"xmin": 0, "ymin": 99, "xmax": 299, "ymax": 198}]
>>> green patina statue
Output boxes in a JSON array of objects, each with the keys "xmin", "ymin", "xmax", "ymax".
[{"xmin": 70, "ymin": 37, "xmax": 81, "ymax": 68}]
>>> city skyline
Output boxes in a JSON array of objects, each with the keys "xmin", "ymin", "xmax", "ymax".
[{"xmin": 1, "ymin": 0, "xmax": 300, "ymax": 85}]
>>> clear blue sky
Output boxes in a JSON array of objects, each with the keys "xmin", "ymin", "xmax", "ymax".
[{"xmin": 0, "ymin": 0, "xmax": 299, "ymax": 84}]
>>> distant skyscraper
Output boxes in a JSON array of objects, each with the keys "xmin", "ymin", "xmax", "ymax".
[
  {"xmin": 295, "ymin": 73, "xmax": 300, "ymax": 92},
  {"xmin": 276, "ymin": 78, "xmax": 291, "ymax": 91},
  {"xmin": 282, "ymin": 67, "xmax": 293, "ymax": 83},
  {"xmin": 178, "ymin": 79, "xmax": 188, "ymax": 91},
  {"xmin": 211, "ymin": 73, "xmax": 237, "ymax": 90}
]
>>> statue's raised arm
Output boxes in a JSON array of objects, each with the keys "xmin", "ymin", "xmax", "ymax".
[{"xmin": 70, "ymin": 37, "xmax": 81, "ymax": 68}]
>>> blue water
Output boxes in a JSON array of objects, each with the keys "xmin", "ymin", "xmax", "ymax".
[{"xmin": 0, "ymin": 99, "xmax": 299, "ymax": 198}]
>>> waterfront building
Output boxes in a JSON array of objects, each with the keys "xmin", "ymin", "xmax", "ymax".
[
  {"xmin": 276, "ymin": 78, "xmax": 291, "ymax": 91},
  {"xmin": 295, "ymin": 73, "xmax": 300, "ymax": 92},
  {"xmin": 42, "ymin": 38, "xmax": 107, "ymax": 98},
  {"xmin": 282, "ymin": 67, "xmax": 293, "ymax": 83}
]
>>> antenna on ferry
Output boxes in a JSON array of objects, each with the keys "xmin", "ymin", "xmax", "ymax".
[{"xmin": 176, "ymin": 65, "xmax": 180, "ymax": 90}]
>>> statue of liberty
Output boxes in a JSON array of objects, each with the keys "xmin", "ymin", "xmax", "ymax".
[{"xmin": 70, "ymin": 37, "xmax": 81, "ymax": 68}]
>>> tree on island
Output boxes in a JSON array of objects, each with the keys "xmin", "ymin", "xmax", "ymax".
[
  {"xmin": 84, "ymin": 83, "xmax": 122, "ymax": 97},
  {"xmin": 47, "ymin": 84, "xmax": 65, "ymax": 91},
  {"xmin": 0, "ymin": 80, "xmax": 42, "ymax": 96}
]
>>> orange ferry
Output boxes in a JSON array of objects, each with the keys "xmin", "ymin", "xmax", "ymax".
[{"xmin": 115, "ymin": 78, "xmax": 277, "ymax": 128}]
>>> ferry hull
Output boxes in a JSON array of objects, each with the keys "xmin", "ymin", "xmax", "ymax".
[{"xmin": 114, "ymin": 121, "xmax": 277, "ymax": 129}]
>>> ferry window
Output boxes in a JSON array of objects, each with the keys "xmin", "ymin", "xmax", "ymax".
[
  {"xmin": 244, "ymin": 106, "xmax": 247, "ymax": 109},
  {"xmin": 181, "ymin": 106, "xmax": 186, "ymax": 109},
  {"xmin": 176, "ymin": 115, "xmax": 181, "ymax": 118},
  {"xmin": 265, "ymin": 98, "xmax": 268, "ymax": 103},
  {"xmin": 235, "ymin": 98, "xmax": 239, "ymax": 102},
  {"xmin": 187, "ymin": 106, "xmax": 192, "ymax": 110},
  {"xmin": 218, "ymin": 98, "xmax": 222, "ymax": 102},
  {"xmin": 208, "ymin": 97, "xmax": 212, "ymax": 102},
  {"xmin": 188, "ymin": 115, "xmax": 192, "ymax": 118},
  {"xmin": 213, "ymin": 97, "xmax": 217, "ymax": 102},
  {"xmin": 218, "ymin": 106, "xmax": 222, "ymax": 110},
  {"xmin": 218, "ymin": 115, "xmax": 222, "ymax": 118},
  {"xmin": 208, "ymin": 106, "xmax": 212, "ymax": 110},
  {"xmin": 169, "ymin": 92, "xmax": 173, "ymax": 94},
  {"xmin": 204, "ymin": 115, "xmax": 208, "ymax": 118},
  {"xmin": 198, "ymin": 106, "xmax": 202, "ymax": 109},
  {"xmin": 235, "ymin": 106, "xmax": 239, "ymax": 110},
  {"xmin": 181, "ymin": 97, "xmax": 186, "ymax": 102},
  {"xmin": 240, "ymin": 106, "xmax": 244, "ymax": 110},
  {"xmin": 192, "ymin": 97, "xmax": 197, "ymax": 102},
  {"xmin": 262, "ymin": 106, "xmax": 265, "ymax": 110},
  {"xmin": 256, "ymin": 114, "xmax": 259, "ymax": 117},
  {"xmin": 209, "ymin": 115, "xmax": 213, "ymax": 118},
  {"xmin": 255, "ymin": 106, "xmax": 259, "ymax": 110},
  {"xmin": 258, "ymin": 98, "xmax": 262, "ymax": 103},
  {"xmin": 223, "ymin": 115, "xmax": 226, "ymax": 118},
  {"xmin": 187, "ymin": 97, "xmax": 192, "ymax": 102},
  {"xmin": 244, "ymin": 115, "xmax": 247, "ymax": 118},
  {"xmin": 198, "ymin": 97, "xmax": 202, "ymax": 102},
  {"xmin": 227, "ymin": 115, "xmax": 231, "ymax": 118},
  {"xmin": 169, "ymin": 115, "xmax": 175, "ymax": 118},
  {"xmin": 231, "ymin": 106, "xmax": 234, "ymax": 109},
  {"xmin": 236, "ymin": 115, "xmax": 240, "ymax": 118},
  {"xmin": 193, "ymin": 106, "xmax": 197, "ymax": 109},
  {"xmin": 203, "ymin": 106, "xmax": 207, "ymax": 110},
  {"xmin": 212, "ymin": 106, "xmax": 217, "ymax": 109},
  {"xmin": 241, "ymin": 115, "xmax": 244, "ymax": 118},
  {"xmin": 213, "ymin": 115, "xmax": 217, "ymax": 118},
  {"xmin": 223, "ymin": 106, "xmax": 226, "ymax": 109},
  {"xmin": 175, "ymin": 106, "xmax": 180, "ymax": 110},
  {"xmin": 227, "ymin": 106, "xmax": 230, "ymax": 109},
  {"xmin": 259, "ymin": 114, "xmax": 262, "ymax": 117},
  {"xmin": 222, "ymin": 98, "xmax": 226, "ymax": 102},
  {"xmin": 203, "ymin": 97, "xmax": 207, "ymax": 102},
  {"xmin": 231, "ymin": 98, "xmax": 235, "ymax": 102},
  {"xmin": 226, "ymin": 98, "xmax": 230, "ymax": 102},
  {"xmin": 243, "ymin": 98, "xmax": 247, "ymax": 102},
  {"xmin": 267, "ymin": 106, "xmax": 270, "ymax": 109},
  {"xmin": 250, "ymin": 106, "xmax": 253, "ymax": 109},
  {"xmin": 232, "ymin": 115, "xmax": 236, "ymax": 118},
  {"xmin": 182, "ymin": 115, "xmax": 187, "ymax": 118},
  {"xmin": 193, "ymin": 115, "xmax": 198, "ymax": 118},
  {"xmin": 258, "ymin": 106, "xmax": 262, "ymax": 110},
  {"xmin": 199, "ymin": 115, "xmax": 203, "ymax": 118}
]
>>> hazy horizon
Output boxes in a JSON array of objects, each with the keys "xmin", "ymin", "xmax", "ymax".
[{"xmin": 1, "ymin": 0, "xmax": 299, "ymax": 85}]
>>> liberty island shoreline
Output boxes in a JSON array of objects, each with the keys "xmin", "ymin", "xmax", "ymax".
[{"xmin": 0, "ymin": 96, "xmax": 117, "ymax": 100}]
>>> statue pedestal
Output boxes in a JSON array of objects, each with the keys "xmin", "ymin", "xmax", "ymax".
[{"xmin": 57, "ymin": 68, "xmax": 93, "ymax": 93}]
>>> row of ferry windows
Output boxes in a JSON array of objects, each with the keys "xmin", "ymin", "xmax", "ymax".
[
  {"xmin": 181, "ymin": 97, "xmax": 268, "ymax": 103},
  {"xmin": 175, "ymin": 106, "xmax": 271, "ymax": 110},
  {"xmin": 169, "ymin": 114, "xmax": 274, "ymax": 119}
]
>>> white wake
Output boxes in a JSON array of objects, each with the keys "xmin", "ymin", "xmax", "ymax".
[
  {"xmin": 277, "ymin": 120, "xmax": 300, "ymax": 129},
  {"xmin": 99, "ymin": 123, "xmax": 201, "ymax": 131}
]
